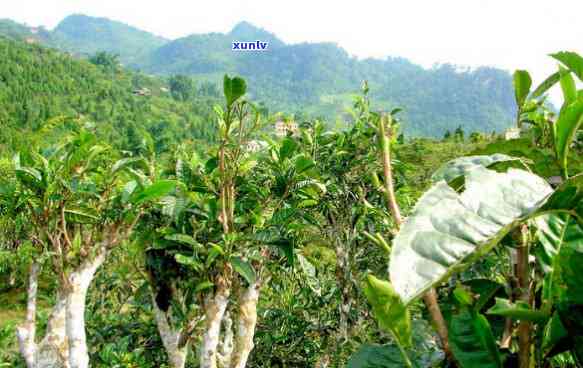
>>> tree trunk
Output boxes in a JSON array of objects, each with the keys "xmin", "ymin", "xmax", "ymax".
[
  {"xmin": 152, "ymin": 295, "xmax": 188, "ymax": 368},
  {"xmin": 17, "ymin": 264, "xmax": 72, "ymax": 368},
  {"xmin": 66, "ymin": 246, "xmax": 108, "ymax": 368},
  {"xmin": 217, "ymin": 312, "xmax": 234, "ymax": 368},
  {"xmin": 36, "ymin": 291, "xmax": 69, "ymax": 368},
  {"xmin": 200, "ymin": 281, "xmax": 230, "ymax": 368},
  {"xmin": 16, "ymin": 262, "xmax": 40, "ymax": 368},
  {"xmin": 230, "ymin": 282, "xmax": 260, "ymax": 368},
  {"xmin": 422, "ymin": 289, "xmax": 452, "ymax": 361}
]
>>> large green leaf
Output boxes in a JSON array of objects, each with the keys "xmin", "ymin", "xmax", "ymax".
[
  {"xmin": 347, "ymin": 344, "xmax": 409, "ymax": 368},
  {"xmin": 486, "ymin": 297, "xmax": 549, "ymax": 322},
  {"xmin": 363, "ymin": 275, "xmax": 411, "ymax": 347},
  {"xmin": 542, "ymin": 312, "xmax": 570, "ymax": 358},
  {"xmin": 513, "ymin": 70, "xmax": 532, "ymax": 108},
  {"xmin": 131, "ymin": 180, "xmax": 177, "ymax": 205},
  {"xmin": 449, "ymin": 307, "xmax": 502, "ymax": 368},
  {"xmin": 554, "ymin": 248, "xmax": 583, "ymax": 365},
  {"xmin": 231, "ymin": 256, "xmax": 257, "ymax": 285},
  {"xmin": 532, "ymin": 178, "xmax": 583, "ymax": 362},
  {"xmin": 390, "ymin": 167, "xmax": 553, "ymax": 303},
  {"xmin": 559, "ymin": 67, "xmax": 577, "ymax": 105},
  {"xmin": 279, "ymin": 137, "xmax": 298, "ymax": 160},
  {"xmin": 551, "ymin": 51, "xmax": 583, "ymax": 81},
  {"xmin": 530, "ymin": 71, "xmax": 561, "ymax": 99},
  {"xmin": 223, "ymin": 75, "xmax": 247, "ymax": 107},
  {"xmin": 431, "ymin": 154, "xmax": 520, "ymax": 183},
  {"xmin": 554, "ymin": 100, "xmax": 583, "ymax": 177}
]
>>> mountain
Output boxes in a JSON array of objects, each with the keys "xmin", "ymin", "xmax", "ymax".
[
  {"xmin": 0, "ymin": 16, "xmax": 517, "ymax": 137},
  {"xmin": 50, "ymin": 14, "xmax": 168, "ymax": 65},
  {"xmin": 0, "ymin": 36, "xmax": 220, "ymax": 154},
  {"xmin": 0, "ymin": 19, "xmax": 52, "ymax": 43},
  {"xmin": 139, "ymin": 22, "xmax": 516, "ymax": 136}
]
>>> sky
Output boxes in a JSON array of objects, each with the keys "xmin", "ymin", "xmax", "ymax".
[{"xmin": 3, "ymin": 0, "xmax": 582, "ymax": 101}]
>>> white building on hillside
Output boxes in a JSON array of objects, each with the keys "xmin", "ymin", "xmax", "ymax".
[{"xmin": 504, "ymin": 127, "xmax": 521, "ymax": 140}]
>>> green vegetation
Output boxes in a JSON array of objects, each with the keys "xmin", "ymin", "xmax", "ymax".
[
  {"xmin": 0, "ymin": 36, "xmax": 221, "ymax": 155},
  {"xmin": 0, "ymin": 15, "xmax": 517, "ymax": 137},
  {"xmin": 0, "ymin": 28, "xmax": 582, "ymax": 368}
]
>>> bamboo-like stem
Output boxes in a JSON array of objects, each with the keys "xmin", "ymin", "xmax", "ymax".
[
  {"xmin": 377, "ymin": 115, "xmax": 402, "ymax": 225},
  {"xmin": 377, "ymin": 114, "xmax": 453, "ymax": 362},
  {"xmin": 517, "ymin": 225, "xmax": 531, "ymax": 368}
]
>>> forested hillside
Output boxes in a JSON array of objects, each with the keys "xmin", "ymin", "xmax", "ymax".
[
  {"xmin": 0, "ymin": 36, "xmax": 221, "ymax": 154},
  {"xmin": 0, "ymin": 15, "xmax": 518, "ymax": 136}
]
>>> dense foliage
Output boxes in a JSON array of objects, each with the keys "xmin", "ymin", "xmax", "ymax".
[
  {"xmin": 0, "ymin": 30, "xmax": 582, "ymax": 368},
  {"xmin": 0, "ymin": 36, "xmax": 221, "ymax": 154},
  {"xmin": 0, "ymin": 15, "xmax": 517, "ymax": 137}
]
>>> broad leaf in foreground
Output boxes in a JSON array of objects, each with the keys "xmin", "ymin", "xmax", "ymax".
[
  {"xmin": 363, "ymin": 275, "xmax": 411, "ymax": 347},
  {"xmin": 449, "ymin": 307, "xmax": 502, "ymax": 368},
  {"xmin": 390, "ymin": 167, "xmax": 553, "ymax": 303},
  {"xmin": 347, "ymin": 344, "xmax": 408, "ymax": 368},
  {"xmin": 430, "ymin": 154, "xmax": 520, "ymax": 183},
  {"xmin": 554, "ymin": 99, "xmax": 583, "ymax": 178},
  {"xmin": 486, "ymin": 297, "xmax": 549, "ymax": 322}
]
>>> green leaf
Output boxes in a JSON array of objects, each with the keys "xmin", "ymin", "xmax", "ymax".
[
  {"xmin": 64, "ymin": 207, "xmax": 99, "ymax": 223},
  {"xmin": 121, "ymin": 180, "xmax": 138, "ymax": 203},
  {"xmin": 131, "ymin": 180, "xmax": 177, "ymax": 205},
  {"xmin": 531, "ymin": 71, "xmax": 561, "ymax": 99},
  {"xmin": 431, "ymin": 154, "xmax": 520, "ymax": 183},
  {"xmin": 390, "ymin": 167, "xmax": 553, "ymax": 303},
  {"xmin": 486, "ymin": 297, "xmax": 549, "ymax": 322},
  {"xmin": 175, "ymin": 254, "xmax": 200, "ymax": 268},
  {"xmin": 279, "ymin": 137, "xmax": 298, "ymax": 160},
  {"xmin": 347, "ymin": 344, "xmax": 410, "ymax": 368},
  {"xmin": 554, "ymin": 100, "xmax": 583, "ymax": 177},
  {"xmin": 559, "ymin": 67, "xmax": 577, "ymax": 105},
  {"xmin": 194, "ymin": 281, "xmax": 215, "ymax": 293},
  {"xmin": 165, "ymin": 234, "xmax": 202, "ymax": 249},
  {"xmin": 363, "ymin": 275, "xmax": 411, "ymax": 347},
  {"xmin": 223, "ymin": 75, "xmax": 247, "ymax": 107},
  {"xmin": 297, "ymin": 254, "xmax": 320, "ymax": 294},
  {"xmin": 464, "ymin": 279, "xmax": 505, "ymax": 312},
  {"xmin": 111, "ymin": 157, "xmax": 148, "ymax": 175},
  {"xmin": 542, "ymin": 312, "xmax": 570, "ymax": 358},
  {"xmin": 294, "ymin": 155, "xmax": 316, "ymax": 174},
  {"xmin": 551, "ymin": 51, "xmax": 583, "ymax": 81},
  {"xmin": 231, "ymin": 256, "xmax": 256, "ymax": 285},
  {"xmin": 513, "ymin": 70, "xmax": 532, "ymax": 108},
  {"xmin": 449, "ymin": 307, "xmax": 502, "ymax": 368}
]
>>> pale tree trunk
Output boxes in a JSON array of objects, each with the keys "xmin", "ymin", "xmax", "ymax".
[
  {"xmin": 16, "ymin": 262, "xmax": 40, "ymax": 368},
  {"xmin": 230, "ymin": 282, "xmax": 260, "ymax": 368},
  {"xmin": 36, "ymin": 291, "xmax": 69, "ymax": 368},
  {"xmin": 17, "ymin": 264, "xmax": 71, "ymax": 368},
  {"xmin": 217, "ymin": 312, "xmax": 234, "ymax": 368},
  {"xmin": 152, "ymin": 296, "xmax": 188, "ymax": 368},
  {"xmin": 200, "ymin": 282, "xmax": 230, "ymax": 368},
  {"xmin": 66, "ymin": 246, "xmax": 108, "ymax": 368}
]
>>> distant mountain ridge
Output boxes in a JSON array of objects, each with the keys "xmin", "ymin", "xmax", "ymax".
[{"xmin": 0, "ymin": 14, "xmax": 517, "ymax": 136}]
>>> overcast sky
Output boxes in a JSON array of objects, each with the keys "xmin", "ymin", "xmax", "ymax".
[{"xmin": 4, "ymin": 0, "xmax": 582, "ymax": 100}]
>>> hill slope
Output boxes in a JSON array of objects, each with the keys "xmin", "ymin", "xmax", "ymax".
[
  {"xmin": 140, "ymin": 23, "xmax": 516, "ymax": 136},
  {"xmin": 0, "ymin": 15, "xmax": 518, "ymax": 136},
  {"xmin": 50, "ymin": 14, "xmax": 169, "ymax": 65},
  {"xmin": 0, "ymin": 36, "xmax": 219, "ymax": 153}
]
